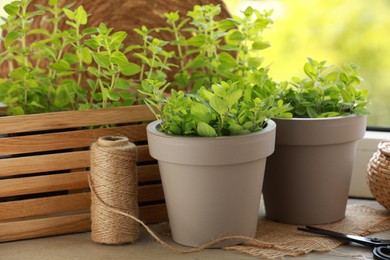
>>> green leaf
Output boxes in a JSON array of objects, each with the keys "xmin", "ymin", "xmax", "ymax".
[
  {"xmin": 63, "ymin": 8, "xmax": 75, "ymax": 20},
  {"xmin": 75, "ymin": 6, "xmax": 88, "ymax": 25},
  {"xmin": 191, "ymin": 103, "xmax": 212, "ymax": 123},
  {"xmin": 49, "ymin": 0, "xmax": 59, "ymax": 6},
  {"xmin": 84, "ymin": 38, "xmax": 100, "ymax": 49},
  {"xmin": 218, "ymin": 52, "xmax": 237, "ymax": 69},
  {"xmin": 244, "ymin": 6, "xmax": 254, "ymax": 17},
  {"xmin": 187, "ymin": 34, "xmax": 207, "ymax": 47},
  {"xmin": 303, "ymin": 62, "xmax": 317, "ymax": 79},
  {"xmin": 10, "ymin": 67, "xmax": 28, "ymax": 79},
  {"xmin": 211, "ymin": 83, "xmax": 226, "ymax": 98},
  {"xmin": 254, "ymin": 18, "xmax": 270, "ymax": 30},
  {"xmin": 306, "ymin": 106, "xmax": 318, "ymax": 118},
  {"xmin": 209, "ymin": 96, "xmax": 228, "ymax": 115},
  {"xmin": 133, "ymin": 53, "xmax": 151, "ymax": 66},
  {"xmin": 197, "ymin": 122, "xmax": 217, "ymax": 137},
  {"xmin": 11, "ymin": 106, "xmax": 25, "ymax": 115},
  {"xmin": 5, "ymin": 31, "xmax": 20, "ymax": 48},
  {"xmin": 227, "ymin": 89, "xmax": 243, "ymax": 107},
  {"xmin": 87, "ymin": 66, "xmax": 98, "ymax": 76},
  {"xmin": 80, "ymin": 47, "xmax": 92, "ymax": 64},
  {"xmin": 49, "ymin": 60, "xmax": 71, "ymax": 71},
  {"xmin": 27, "ymin": 29, "xmax": 49, "ymax": 35},
  {"xmin": 115, "ymin": 78, "xmax": 130, "ymax": 90},
  {"xmin": 111, "ymin": 31, "xmax": 127, "ymax": 45},
  {"xmin": 4, "ymin": 4, "xmax": 19, "ymax": 16},
  {"xmin": 218, "ymin": 19, "xmax": 237, "ymax": 30},
  {"xmin": 92, "ymin": 52, "xmax": 110, "ymax": 68},
  {"xmin": 120, "ymin": 62, "xmax": 141, "ymax": 76},
  {"xmin": 111, "ymin": 51, "xmax": 128, "ymax": 65},
  {"xmin": 63, "ymin": 53, "xmax": 79, "ymax": 65},
  {"xmin": 164, "ymin": 11, "xmax": 179, "ymax": 23},
  {"xmin": 107, "ymin": 89, "xmax": 121, "ymax": 101},
  {"xmin": 228, "ymin": 31, "xmax": 245, "ymax": 41},
  {"xmin": 54, "ymin": 84, "xmax": 70, "ymax": 107},
  {"xmin": 252, "ymin": 41, "xmax": 271, "ymax": 50}
]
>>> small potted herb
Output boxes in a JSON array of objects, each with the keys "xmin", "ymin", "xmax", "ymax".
[
  {"xmin": 262, "ymin": 58, "xmax": 369, "ymax": 225},
  {"xmin": 141, "ymin": 5, "xmax": 290, "ymax": 247}
]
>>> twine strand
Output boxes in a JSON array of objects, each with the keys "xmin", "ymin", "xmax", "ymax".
[{"xmin": 89, "ymin": 181, "xmax": 278, "ymax": 253}]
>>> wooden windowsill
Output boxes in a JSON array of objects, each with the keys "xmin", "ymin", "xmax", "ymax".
[{"xmin": 0, "ymin": 198, "xmax": 388, "ymax": 260}]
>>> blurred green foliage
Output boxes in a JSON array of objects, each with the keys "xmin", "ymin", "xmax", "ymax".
[{"xmin": 224, "ymin": 0, "xmax": 390, "ymax": 127}]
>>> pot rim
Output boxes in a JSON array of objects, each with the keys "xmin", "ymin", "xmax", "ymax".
[
  {"xmin": 147, "ymin": 119, "xmax": 276, "ymax": 140},
  {"xmin": 273, "ymin": 114, "xmax": 367, "ymax": 145},
  {"xmin": 146, "ymin": 119, "xmax": 276, "ymax": 165},
  {"xmin": 273, "ymin": 114, "xmax": 367, "ymax": 122}
]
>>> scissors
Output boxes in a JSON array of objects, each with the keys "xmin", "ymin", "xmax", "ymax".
[{"xmin": 298, "ymin": 225, "xmax": 390, "ymax": 260}]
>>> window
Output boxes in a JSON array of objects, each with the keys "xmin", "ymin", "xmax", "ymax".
[{"xmin": 224, "ymin": 0, "xmax": 390, "ymax": 128}]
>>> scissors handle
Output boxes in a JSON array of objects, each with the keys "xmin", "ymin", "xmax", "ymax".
[
  {"xmin": 297, "ymin": 226, "xmax": 390, "ymax": 248},
  {"xmin": 374, "ymin": 246, "xmax": 390, "ymax": 260}
]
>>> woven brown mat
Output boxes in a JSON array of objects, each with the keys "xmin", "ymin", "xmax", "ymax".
[{"xmin": 223, "ymin": 204, "xmax": 390, "ymax": 259}]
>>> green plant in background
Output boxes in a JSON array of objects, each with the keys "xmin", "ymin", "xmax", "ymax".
[
  {"xmin": 277, "ymin": 58, "xmax": 369, "ymax": 118},
  {"xmin": 139, "ymin": 5, "xmax": 290, "ymax": 136},
  {"xmin": 0, "ymin": 0, "xmax": 141, "ymax": 115}
]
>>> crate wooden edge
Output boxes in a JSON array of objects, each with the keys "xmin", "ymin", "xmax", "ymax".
[{"xmin": 0, "ymin": 105, "xmax": 155, "ymax": 135}]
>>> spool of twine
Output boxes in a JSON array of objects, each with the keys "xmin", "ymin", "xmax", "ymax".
[{"xmin": 89, "ymin": 136, "xmax": 139, "ymax": 245}]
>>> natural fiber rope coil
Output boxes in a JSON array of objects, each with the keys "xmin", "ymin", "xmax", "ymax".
[
  {"xmin": 367, "ymin": 140, "xmax": 390, "ymax": 210},
  {"xmin": 89, "ymin": 136, "xmax": 139, "ymax": 245}
]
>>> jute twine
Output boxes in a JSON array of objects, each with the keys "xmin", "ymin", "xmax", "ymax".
[{"xmin": 89, "ymin": 136, "xmax": 139, "ymax": 245}]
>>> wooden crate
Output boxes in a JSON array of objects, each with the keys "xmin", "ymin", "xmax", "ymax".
[{"xmin": 0, "ymin": 105, "xmax": 168, "ymax": 242}]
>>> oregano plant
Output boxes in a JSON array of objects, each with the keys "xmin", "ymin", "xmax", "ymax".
[
  {"xmin": 140, "ymin": 78, "xmax": 290, "ymax": 137},
  {"xmin": 0, "ymin": 0, "xmax": 142, "ymax": 115},
  {"xmin": 277, "ymin": 58, "xmax": 369, "ymax": 118},
  {"xmin": 138, "ymin": 5, "xmax": 291, "ymax": 137}
]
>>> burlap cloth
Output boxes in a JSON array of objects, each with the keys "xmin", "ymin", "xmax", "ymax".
[
  {"xmin": 222, "ymin": 204, "xmax": 390, "ymax": 258},
  {"xmin": 153, "ymin": 204, "xmax": 390, "ymax": 259}
]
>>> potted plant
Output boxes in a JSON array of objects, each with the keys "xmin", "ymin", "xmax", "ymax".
[
  {"xmin": 141, "ymin": 5, "xmax": 290, "ymax": 247},
  {"xmin": 262, "ymin": 58, "xmax": 369, "ymax": 225}
]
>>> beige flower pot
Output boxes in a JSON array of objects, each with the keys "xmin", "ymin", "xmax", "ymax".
[
  {"xmin": 263, "ymin": 115, "xmax": 367, "ymax": 225},
  {"xmin": 147, "ymin": 120, "xmax": 276, "ymax": 247}
]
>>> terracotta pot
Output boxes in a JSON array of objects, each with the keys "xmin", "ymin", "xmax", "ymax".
[
  {"xmin": 147, "ymin": 120, "xmax": 276, "ymax": 247},
  {"xmin": 263, "ymin": 115, "xmax": 367, "ymax": 225}
]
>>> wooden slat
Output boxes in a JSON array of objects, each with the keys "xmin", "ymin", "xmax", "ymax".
[
  {"xmin": 0, "ymin": 185, "xmax": 164, "ymax": 221},
  {"xmin": 0, "ymin": 177, "xmax": 163, "ymax": 202},
  {"xmin": 0, "ymin": 165, "xmax": 160, "ymax": 197},
  {"xmin": 0, "ymin": 172, "xmax": 89, "ymax": 198},
  {"xmin": 138, "ymin": 165, "xmax": 160, "ymax": 183},
  {"xmin": 0, "ymin": 193, "xmax": 91, "ymax": 221},
  {"xmin": 0, "ymin": 151, "xmax": 90, "ymax": 177},
  {"xmin": 139, "ymin": 204, "xmax": 168, "ymax": 224},
  {"xmin": 0, "ymin": 145, "xmax": 154, "ymax": 177},
  {"xmin": 137, "ymin": 145, "xmax": 154, "ymax": 162},
  {"xmin": 0, "ymin": 106, "xmax": 6, "ymax": 117},
  {"xmin": 0, "ymin": 213, "xmax": 91, "ymax": 242},
  {"xmin": 138, "ymin": 184, "xmax": 164, "ymax": 203},
  {"xmin": 0, "ymin": 204, "xmax": 168, "ymax": 242},
  {"xmin": 0, "ymin": 105, "xmax": 155, "ymax": 135},
  {"xmin": 0, "ymin": 124, "xmax": 148, "ymax": 156}
]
